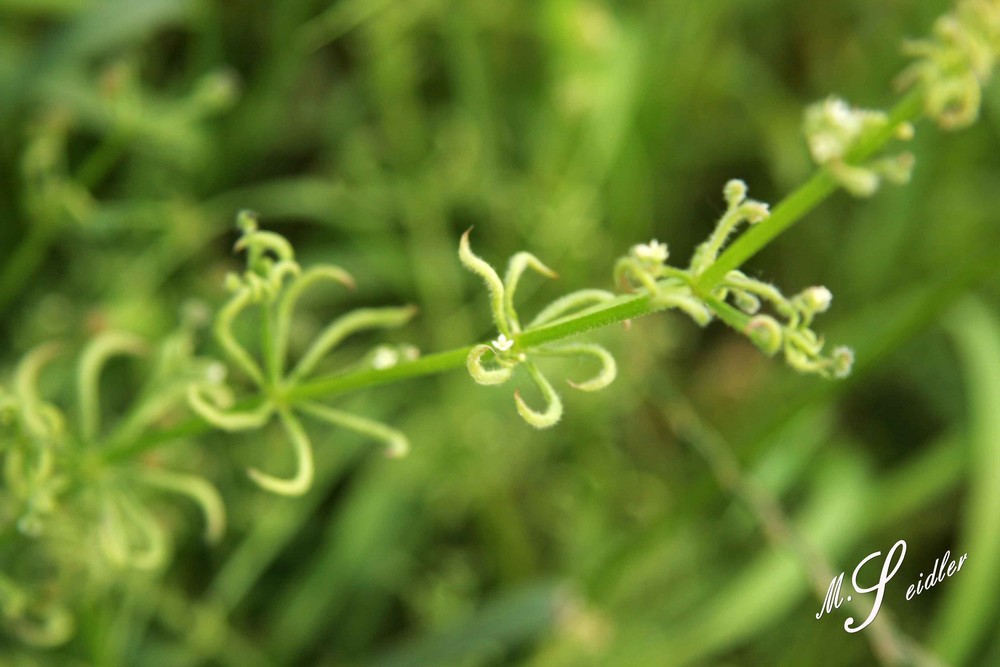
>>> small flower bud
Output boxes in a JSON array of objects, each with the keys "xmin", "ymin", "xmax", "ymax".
[
  {"xmin": 829, "ymin": 161, "xmax": 880, "ymax": 197},
  {"xmin": 799, "ymin": 286, "xmax": 833, "ymax": 314},
  {"xmin": 371, "ymin": 346, "xmax": 400, "ymax": 370},
  {"xmin": 236, "ymin": 210, "xmax": 259, "ymax": 234},
  {"xmin": 804, "ymin": 97, "xmax": 889, "ymax": 166},
  {"xmin": 633, "ymin": 239, "xmax": 668, "ymax": 263},
  {"xmin": 877, "ymin": 152, "xmax": 916, "ymax": 185},
  {"xmin": 741, "ymin": 201, "xmax": 770, "ymax": 224},
  {"xmin": 732, "ymin": 289, "xmax": 761, "ymax": 315},
  {"xmin": 724, "ymin": 179, "xmax": 748, "ymax": 207},
  {"xmin": 744, "ymin": 315, "xmax": 783, "ymax": 356},
  {"xmin": 831, "ymin": 346, "xmax": 855, "ymax": 378}
]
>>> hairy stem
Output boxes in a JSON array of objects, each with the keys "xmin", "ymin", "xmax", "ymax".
[
  {"xmin": 693, "ymin": 89, "xmax": 924, "ymax": 293},
  {"xmin": 103, "ymin": 88, "xmax": 932, "ymax": 462}
]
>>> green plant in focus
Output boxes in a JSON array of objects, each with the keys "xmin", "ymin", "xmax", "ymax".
[
  {"xmin": 186, "ymin": 210, "xmax": 413, "ymax": 495},
  {"xmin": 1, "ymin": 0, "xmax": 1000, "ymax": 665}
]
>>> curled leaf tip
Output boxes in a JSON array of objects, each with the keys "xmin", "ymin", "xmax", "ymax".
[
  {"xmin": 513, "ymin": 363, "xmax": 563, "ymax": 428},
  {"xmin": 459, "ymin": 227, "xmax": 509, "ymax": 335},
  {"xmin": 247, "ymin": 467, "xmax": 310, "ymax": 496},
  {"xmin": 467, "ymin": 344, "xmax": 514, "ymax": 385},
  {"xmin": 247, "ymin": 411, "xmax": 313, "ymax": 496},
  {"xmin": 556, "ymin": 344, "xmax": 617, "ymax": 392},
  {"xmin": 459, "ymin": 227, "xmax": 474, "ymax": 250},
  {"xmin": 384, "ymin": 434, "xmax": 410, "ymax": 458},
  {"xmin": 187, "ymin": 385, "xmax": 273, "ymax": 431},
  {"xmin": 508, "ymin": 252, "xmax": 559, "ymax": 280},
  {"xmin": 306, "ymin": 265, "xmax": 356, "ymax": 290},
  {"xmin": 246, "ymin": 410, "xmax": 314, "ymax": 496},
  {"xmin": 513, "ymin": 388, "xmax": 563, "ymax": 429},
  {"xmin": 299, "ymin": 402, "xmax": 412, "ymax": 461}
]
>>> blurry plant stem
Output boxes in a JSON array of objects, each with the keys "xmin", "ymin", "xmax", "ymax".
[
  {"xmin": 660, "ymin": 394, "xmax": 945, "ymax": 667},
  {"xmin": 102, "ymin": 89, "xmax": 925, "ymax": 463},
  {"xmin": 0, "ymin": 221, "xmax": 57, "ymax": 312},
  {"xmin": 75, "ymin": 132, "xmax": 127, "ymax": 190}
]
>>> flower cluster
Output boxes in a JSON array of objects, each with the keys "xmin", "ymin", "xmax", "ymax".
[
  {"xmin": 615, "ymin": 180, "xmax": 771, "ymax": 327},
  {"xmin": 898, "ymin": 0, "xmax": 1000, "ymax": 129},
  {"xmin": 187, "ymin": 212, "xmax": 414, "ymax": 496},
  {"xmin": 718, "ymin": 274, "xmax": 854, "ymax": 378},
  {"xmin": 803, "ymin": 97, "xmax": 915, "ymax": 197},
  {"xmin": 459, "ymin": 230, "xmax": 617, "ymax": 428},
  {"xmin": 612, "ymin": 180, "xmax": 854, "ymax": 380},
  {"xmin": 690, "ymin": 179, "xmax": 771, "ymax": 274}
]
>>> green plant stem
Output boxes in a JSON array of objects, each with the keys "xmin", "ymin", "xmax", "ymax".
[
  {"xmin": 0, "ymin": 222, "xmax": 58, "ymax": 312},
  {"xmin": 102, "ymin": 89, "xmax": 929, "ymax": 463},
  {"xmin": 100, "ymin": 293, "xmax": 761, "ymax": 463},
  {"xmin": 693, "ymin": 88, "xmax": 924, "ymax": 293},
  {"xmin": 261, "ymin": 305, "xmax": 279, "ymax": 385},
  {"xmin": 288, "ymin": 346, "xmax": 471, "ymax": 400},
  {"xmin": 702, "ymin": 295, "xmax": 750, "ymax": 331}
]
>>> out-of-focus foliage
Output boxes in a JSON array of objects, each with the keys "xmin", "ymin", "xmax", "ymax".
[{"xmin": 1, "ymin": 0, "xmax": 999, "ymax": 665}]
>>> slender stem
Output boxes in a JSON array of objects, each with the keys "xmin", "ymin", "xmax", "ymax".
[
  {"xmin": 261, "ymin": 303, "xmax": 279, "ymax": 386},
  {"xmin": 693, "ymin": 170, "xmax": 838, "ymax": 293},
  {"xmin": 0, "ymin": 222, "xmax": 57, "ymax": 313},
  {"xmin": 515, "ymin": 293, "xmax": 653, "ymax": 349},
  {"xmin": 104, "ymin": 89, "xmax": 931, "ymax": 462},
  {"xmin": 288, "ymin": 346, "xmax": 471, "ymax": 401},
  {"xmin": 102, "ymin": 410, "xmax": 226, "ymax": 463},
  {"xmin": 101, "ymin": 348, "xmax": 470, "ymax": 462},
  {"xmin": 693, "ymin": 89, "xmax": 925, "ymax": 293},
  {"xmin": 702, "ymin": 294, "xmax": 750, "ymax": 332}
]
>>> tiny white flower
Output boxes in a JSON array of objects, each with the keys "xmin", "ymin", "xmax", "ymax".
[
  {"xmin": 808, "ymin": 134, "xmax": 842, "ymax": 162},
  {"xmin": 832, "ymin": 346, "xmax": 855, "ymax": 379},
  {"xmin": 826, "ymin": 97, "xmax": 861, "ymax": 134},
  {"xmin": 492, "ymin": 333, "xmax": 514, "ymax": 352},
  {"xmin": 801, "ymin": 286, "xmax": 833, "ymax": 313},
  {"xmin": 633, "ymin": 239, "xmax": 668, "ymax": 263},
  {"xmin": 805, "ymin": 97, "xmax": 889, "ymax": 167},
  {"xmin": 372, "ymin": 346, "xmax": 400, "ymax": 370},
  {"xmin": 743, "ymin": 201, "xmax": 770, "ymax": 224}
]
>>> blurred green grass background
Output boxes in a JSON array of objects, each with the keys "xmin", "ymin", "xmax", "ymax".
[{"xmin": 2, "ymin": 0, "xmax": 999, "ymax": 664}]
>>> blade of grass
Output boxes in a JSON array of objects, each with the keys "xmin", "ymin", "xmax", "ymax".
[{"xmin": 930, "ymin": 299, "xmax": 1000, "ymax": 664}]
